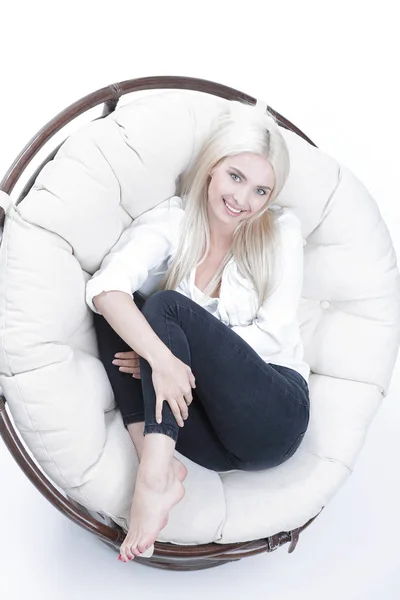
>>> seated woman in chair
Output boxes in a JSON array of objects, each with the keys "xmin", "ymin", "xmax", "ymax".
[{"xmin": 86, "ymin": 103, "xmax": 310, "ymax": 562}]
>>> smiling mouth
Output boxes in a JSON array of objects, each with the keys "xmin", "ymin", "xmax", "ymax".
[{"xmin": 223, "ymin": 198, "xmax": 247, "ymax": 214}]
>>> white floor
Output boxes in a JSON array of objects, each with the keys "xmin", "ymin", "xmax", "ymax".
[{"xmin": 1, "ymin": 1, "xmax": 399, "ymax": 598}]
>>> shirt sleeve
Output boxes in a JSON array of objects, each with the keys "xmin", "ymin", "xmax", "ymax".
[
  {"xmin": 86, "ymin": 196, "xmax": 184, "ymax": 314},
  {"xmin": 230, "ymin": 213, "xmax": 304, "ymax": 361}
]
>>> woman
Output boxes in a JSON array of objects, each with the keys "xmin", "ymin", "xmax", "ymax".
[{"xmin": 86, "ymin": 102, "xmax": 310, "ymax": 562}]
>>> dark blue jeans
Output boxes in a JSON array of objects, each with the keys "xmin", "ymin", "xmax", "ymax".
[{"xmin": 93, "ymin": 289, "xmax": 310, "ymax": 472}]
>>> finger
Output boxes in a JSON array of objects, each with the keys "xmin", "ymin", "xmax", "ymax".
[
  {"xmin": 113, "ymin": 361, "xmax": 139, "ymax": 371},
  {"xmin": 188, "ymin": 369, "xmax": 196, "ymax": 388},
  {"xmin": 155, "ymin": 397, "xmax": 164, "ymax": 424},
  {"xmin": 178, "ymin": 397, "xmax": 189, "ymax": 420},
  {"xmin": 183, "ymin": 390, "xmax": 193, "ymax": 407},
  {"xmin": 113, "ymin": 358, "xmax": 139, "ymax": 365},
  {"xmin": 171, "ymin": 399, "xmax": 185, "ymax": 427},
  {"xmin": 118, "ymin": 367, "xmax": 135, "ymax": 373},
  {"xmin": 164, "ymin": 397, "xmax": 184, "ymax": 427},
  {"xmin": 114, "ymin": 352, "xmax": 139, "ymax": 360}
]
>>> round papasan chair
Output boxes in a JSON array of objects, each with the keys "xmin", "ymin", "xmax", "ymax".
[{"xmin": 1, "ymin": 76, "xmax": 400, "ymax": 572}]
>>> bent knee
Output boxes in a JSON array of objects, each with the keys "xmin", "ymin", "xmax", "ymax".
[{"xmin": 142, "ymin": 289, "xmax": 182, "ymax": 315}]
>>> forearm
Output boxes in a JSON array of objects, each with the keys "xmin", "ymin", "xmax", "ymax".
[{"xmin": 93, "ymin": 291, "xmax": 172, "ymax": 367}]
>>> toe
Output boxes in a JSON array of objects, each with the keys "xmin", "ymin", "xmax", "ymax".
[
  {"xmin": 127, "ymin": 542, "xmax": 139, "ymax": 560},
  {"xmin": 126, "ymin": 548, "xmax": 135, "ymax": 560},
  {"xmin": 119, "ymin": 547, "xmax": 128, "ymax": 562},
  {"xmin": 129, "ymin": 544, "xmax": 140, "ymax": 558}
]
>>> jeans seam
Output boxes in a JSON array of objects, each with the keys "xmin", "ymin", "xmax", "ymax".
[
  {"xmin": 283, "ymin": 429, "xmax": 307, "ymax": 458},
  {"xmin": 166, "ymin": 306, "xmax": 173, "ymax": 355},
  {"xmin": 123, "ymin": 412, "xmax": 144, "ymax": 418},
  {"xmin": 169, "ymin": 299, "xmax": 302, "ymax": 404},
  {"xmin": 144, "ymin": 424, "xmax": 177, "ymax": 442}
]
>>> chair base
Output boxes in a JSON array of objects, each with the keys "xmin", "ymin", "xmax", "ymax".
[{"xmin": 87, "ymin": 502, "xmax": 323, "ymax": 571}]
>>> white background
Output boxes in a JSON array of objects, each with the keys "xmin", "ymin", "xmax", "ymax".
[{"xmin": 1, "ymin": 1, "xmax": 399, "ymax": 598}]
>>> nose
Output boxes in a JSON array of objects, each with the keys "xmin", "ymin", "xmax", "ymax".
[{"xmin": 232, "ymin": 192, "xmax": 248, "ymax": 209}]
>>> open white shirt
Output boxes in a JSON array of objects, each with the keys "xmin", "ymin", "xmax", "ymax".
[{"xmin": 86, "ymin": 196, "xmax": 310, "ymax": 383}]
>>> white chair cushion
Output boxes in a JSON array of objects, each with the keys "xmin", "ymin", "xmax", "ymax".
[{"xmin": 1, "ymin": 90, "xmax": 399, "ymax": 544}]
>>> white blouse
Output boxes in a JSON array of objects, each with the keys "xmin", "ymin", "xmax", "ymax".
[{"xmin": 86, "ymin": 196, "xmax": 310, "ymax": 383}]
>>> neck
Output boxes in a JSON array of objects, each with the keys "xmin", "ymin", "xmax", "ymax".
[
  {"xmin": 210, "ymin": 238, "xmax": 232, "ymax": 254},
  {"xmin": 207, "ymin": 210, "xmax": 234, "ymax": 252},
  {"xmin": 209, "ymin": 227, "xmax": 233, "ymax": 252}
]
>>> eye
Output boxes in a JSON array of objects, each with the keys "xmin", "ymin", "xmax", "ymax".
[
  {"xmin": 256, "ymin": 189, "xmax": 266, "ymax": 196},
  {"xmin": 230, "ymin": 172, "xmax": 240, "ymax": 182}
]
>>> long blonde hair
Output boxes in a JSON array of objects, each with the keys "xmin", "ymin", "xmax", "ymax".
[{"xmin": 157, "ymin": 101, "xmax": 290, "ymax": 309}]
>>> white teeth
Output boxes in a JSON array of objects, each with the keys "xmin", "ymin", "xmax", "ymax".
[{"xmin": 224, "ymin": 199, "xmax": 242, "ymax": 214}]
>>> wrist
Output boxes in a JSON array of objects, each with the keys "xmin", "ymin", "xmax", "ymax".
[{"xmin": 146, "ymin": 344, "xmax": 173, "ymax": 368}]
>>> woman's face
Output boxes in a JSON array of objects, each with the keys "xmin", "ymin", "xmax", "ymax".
[{"xmin": 207, "ymin": 152, "xmax": 275, "ymax": 237}]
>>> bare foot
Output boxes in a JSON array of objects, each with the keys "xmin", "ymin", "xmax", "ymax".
[
  {"xmin": 119, "ymin": 464, "xmax": 186, "ymax": 562},
  {"xmin": 172, "ymin": 457, "xmax": 187, "ymax": 482}
]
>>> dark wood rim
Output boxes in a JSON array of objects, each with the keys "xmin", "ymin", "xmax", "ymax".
[{"xmin": 0, "ymin": 76, "xmax": 320, "ymax": 569}]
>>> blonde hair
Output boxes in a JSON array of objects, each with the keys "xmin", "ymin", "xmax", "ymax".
[{"xmin": 157, "ymin": 100, "xmax": 290, "ymax": 309}]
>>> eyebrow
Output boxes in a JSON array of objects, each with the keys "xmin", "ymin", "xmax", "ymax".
[{"xmin": 228, "ymin": 166, "xmax": 272, "ymax": 191}]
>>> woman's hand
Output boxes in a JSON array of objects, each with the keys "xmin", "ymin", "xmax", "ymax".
[
  {"xmin": 151, "ymin": 353, "xmax": 196, "ymax": 428},
  {"xmin": 112, "ymin": 350, "xmax": 141, "ymax": 378},
  {"xmin": 112, "ymin": 350, "xmax": 196, "ymax": 427}
]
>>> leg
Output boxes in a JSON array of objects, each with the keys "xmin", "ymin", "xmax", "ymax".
[
  {"xmin": 98, "ymin": 288, "xmax": 309, "ymax": 560},
  {"xmin": 138, "ymin": 290, "xmax": 310, "ymax": 472},
  {"xmin": 93, "ymin": 292, "xmax": 188, "ymax": 562},
  {"xmin": 92, "ymin": 290, "xmax": 146, "ymax": 428},
  {"xmin": 93, "ymin": 291, "xmax": 151, "ymax": 467},
  {"xmin": 94, "ymin": 291, "xmax": 236, "ymax": 472},
  {"xmin": 119, "ymin": 285, "xmax": 309, "ymax": 562},
  {"xmin": 119, "ymin": 288, "xmax": 252, "ymax": 561},
  {"xmin": 93, "ymin": 290, "xmax": 231, "ymax": 474},
  {"xmin": 125, "ymin": 422, "xmax": 187, "ymax": 481},
  {"xmin": 119, "ymin": 431, "xmax": 187, "ymax": 562}
]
